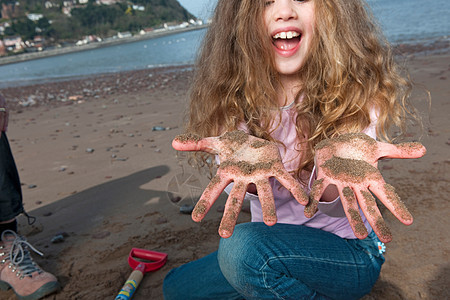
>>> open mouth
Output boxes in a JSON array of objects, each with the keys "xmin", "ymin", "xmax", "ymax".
[{"xmin": 272, "ymin": 31, "xmax": 301, "ymax": 51}]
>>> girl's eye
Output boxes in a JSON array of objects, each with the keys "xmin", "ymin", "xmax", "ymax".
[{"xmin": 265, "ymin": 0, "xmax": 307, "ymax": 6}]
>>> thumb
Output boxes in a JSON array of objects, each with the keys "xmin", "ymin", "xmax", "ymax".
[
  {"xmin": 172, "ymin": 133, "xmax": 218, "ymax": 154},
  {"xmin": 377, "ymin": 141, "xmax": 426, "ymax": 160}
]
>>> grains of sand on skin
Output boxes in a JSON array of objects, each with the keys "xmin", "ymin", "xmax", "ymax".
[
  {"xmin": 315, "ymin": 133, "xmax": 377, "ymax": 156},
  {"xmin": 175, "ymin": 133, "xmax": 202, "ymax": 143},
  {"xmin": 219, "ymin": 131, "xmax": 249, "ymax": 145},
  {"xmin": 323, "ymin": 157, "xmax": 378, "ymax": 183},
  {"xmin": 220, "ymin": 160, "xmax": 278, "ymax": 175},
  {"xmin": 396, "ymin": 142, "xmax": 425, "ymax": 156},
  {"xmin": 384, "ymin": 183, "xmax": 412, "ymax": 221},
  {"xmin": 251, "ymin": 140, "xmax": 270, "ymax": 149}
]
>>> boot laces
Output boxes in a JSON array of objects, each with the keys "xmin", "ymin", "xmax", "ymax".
[{"xmin": 1, "ymin": 230, "xmax": 44, "ymax": 278}]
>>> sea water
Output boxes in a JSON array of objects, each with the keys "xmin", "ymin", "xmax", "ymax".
[{"xmin": 0, "ymin": 0, "xmax": 448, "ymax": 88}]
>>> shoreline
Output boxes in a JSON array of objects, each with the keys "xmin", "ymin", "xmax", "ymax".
[{"xmin": 0, "ymin": 24, "xmax": 209, "ymax": 67}]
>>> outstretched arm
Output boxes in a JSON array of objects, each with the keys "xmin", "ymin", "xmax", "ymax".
[
  {"xmin": 306, "ymin": 133, "xmax": 426, "ymax": 243},
  {"xmin": 172, "ymin": 131, "xmax": 309, "ymax": 238}
]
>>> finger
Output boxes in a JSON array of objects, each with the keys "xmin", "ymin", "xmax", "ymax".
[
  {"xmin": 338, "ymin": 186, "xmax": 368, "ymax": 239},
  {"xmin": 274, "ymin": 168, "xmax": 309, "ymax": 206},
  {"xmin": 172, "ymin": 134, "xmax": 219, "ymax": 154},
  {"xmin": 354, "ymin": 188, "xmax": 392, "ymax": 243},
  {"xmin": 192, "ymin": 174, "xmax": 231, "ymax": 222},
  {"xmin": 304, "ymin": 177, "xmax": 328, "ymax": 218},
  {"xmin": 369, "ymin": 182, "xmax": 413, "ymax": 225},
  {"xmin": 377, "ymin": 141, "xmax": 426, "ymax": 160},
  {"xmin": 255, "ymin": 179, "xmax": 277, "ymax": 226},
  {"xmin": 218, "ymin": 181, "xmax": 247, "ymax": 238}
]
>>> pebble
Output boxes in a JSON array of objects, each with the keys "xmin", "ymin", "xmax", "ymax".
[
  {"xmin": 180, "ymin": 204, "xmax": 194, "ymax": 214},
  {"xmin": 86, "ymin": 148, "xmax": 95, "ymax": 153},
  {"xmin": 152, "ymin": 126, "xmax": 171, "ymax": 131},
  {"xmin": 28, "ymin": 184, "xmax": 37, "ymax": 189},
  {"xmin": 51, "ymin": 234, "xmax": 65, "ymax": 243},
  {"xmin": 170, "ymin": 196, "xmax": 181, "ymax": 203},
  {"xmin": 114, "ymin": 157, "xmax": 128, "ymax": 161}
]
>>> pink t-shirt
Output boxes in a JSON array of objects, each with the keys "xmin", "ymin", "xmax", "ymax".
[{"xmin": 224, "ymin": 101, "xmax": 378, "ymax": 239}]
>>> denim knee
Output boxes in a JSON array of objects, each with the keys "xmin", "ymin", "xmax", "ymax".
[
  {"xmin": 217, "ymin": 223, "xmax": 265, "ymax": 293},
  {"xmin": 162, "ymin": 268, "xmax": 179, "ymax": 299}
]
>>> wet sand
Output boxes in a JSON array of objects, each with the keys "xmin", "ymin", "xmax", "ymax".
[{"xmin": 0, "ymin": 49, "xmax": 449, "ymax": 299}]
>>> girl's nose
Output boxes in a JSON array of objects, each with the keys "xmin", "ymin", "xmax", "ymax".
[{"xmin": 273, "ymin": 1, "xmax": 297, "ymax": 21}]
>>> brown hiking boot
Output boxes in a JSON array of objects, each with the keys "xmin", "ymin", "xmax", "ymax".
[{"xmin": 0, "ymin": 230, "xmax": 60, "ymax": 300}]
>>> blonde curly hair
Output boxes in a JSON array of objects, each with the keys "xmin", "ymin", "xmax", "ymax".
[{"xmin": 185, "ymin": 0, "xmax": 416, "ymax": 179}]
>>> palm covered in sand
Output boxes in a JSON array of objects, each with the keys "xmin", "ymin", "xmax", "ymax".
[
  {"xmin": 172, "ymin": 131, "xmax": 308, "ymax": 238},
  {"xmin": 172, "ymin": 131, "xmax": 426, "ymax": 242},
  {"xmin": 307, "ymin": 133, "xmax": 426, "ymax": 242}
]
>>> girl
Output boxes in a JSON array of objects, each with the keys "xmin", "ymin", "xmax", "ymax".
[{"xmin": 164, "ymin": 0, "xmax": 426, "ymax": 299}]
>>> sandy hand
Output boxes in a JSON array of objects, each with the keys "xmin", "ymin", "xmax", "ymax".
[
  {"xmin": 172, "ymin": 131, "xmax": 308, "ymax": 238},
  {"xmin": 306, "ymin": 133, "xmax": 426, "ymax": 243}
]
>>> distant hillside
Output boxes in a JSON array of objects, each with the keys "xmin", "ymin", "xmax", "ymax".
[{"xmin": 0, "ymin": 0, "xmax": 196, "ymax": 46}]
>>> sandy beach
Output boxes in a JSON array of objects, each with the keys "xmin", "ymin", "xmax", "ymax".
[{"xmin": 0, "ymin": 48, "xmax": 448, "ymax": 299}]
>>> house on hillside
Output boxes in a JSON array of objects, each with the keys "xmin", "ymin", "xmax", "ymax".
[
  {"xmin": 3, "ymin": 35, "xmax": 23, "ymax": 52},
  {"xmin": 1, "ymin": 2, "xmax": 21, "ymax": 19},
  {"xmin": 117, "ymin": 31, "xmax": 132, "ymax": 38},
  {"xmin": 97, "ymin": 0, "xmax": 119, "ymax": 5},
  {"xmin": 0, "ymin": 22, "xmax": 10, "ymax": 35},
  {"xmin": 27, "ymin": 13, "xmax": 44, "ymax": 21}
]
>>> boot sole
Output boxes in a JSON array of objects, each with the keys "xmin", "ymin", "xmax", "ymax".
[
  {"xmin": 0, "ymin": 280, "xmax": 11, "ymax": 290},
  {"xmin": 0, "ymin": 280, "xmax": 60, "ymax": 300}
]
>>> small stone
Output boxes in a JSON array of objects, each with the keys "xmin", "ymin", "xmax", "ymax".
[
  {"xmin": 115, "ymin": 157, "xmax": 128, "ymax": 161},
  {"xmin": 169, "ymin": 196, "xmax": 181, "ymax": 203},
  {"xmin": 86, "ymin": 148, "xmax": 95, "ymax": 153},
  {"xmin": 28, "ymin": 184, "xmax": 37, "ymax": 189},
  {"xmin": 51, "ymin": 234, "xmax": 65, "ymax": 243},
  {"xmin": 152, "ymin": 126, "xmax": 169, "ymax": 131},
  {"xmin": 180, "ymin": 204, "xmax": 194, "ymax": 214}
]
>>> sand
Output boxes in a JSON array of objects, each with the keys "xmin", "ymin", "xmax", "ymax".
[{"xmin": 0, "ymin": 50, "xmax": 449, "ymax": 299}]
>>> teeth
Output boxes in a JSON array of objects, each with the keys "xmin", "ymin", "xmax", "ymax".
[{"xmin": 273, "ymin": 31, "xmax": 300, "ymax": 39}]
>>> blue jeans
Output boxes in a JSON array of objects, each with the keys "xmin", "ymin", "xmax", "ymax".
[{"xmin": 163, "ymin": 222, "xmax": 384, "ymax": 300}]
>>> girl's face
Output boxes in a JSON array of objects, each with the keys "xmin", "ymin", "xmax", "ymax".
[{"xmin": 264, "ymin": 0, "xmax": 315, "ymax": 77}]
